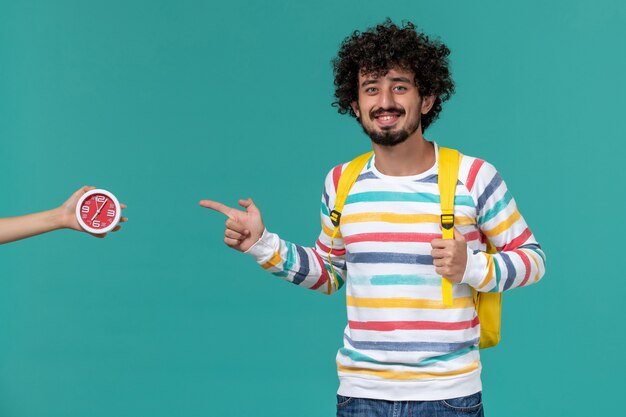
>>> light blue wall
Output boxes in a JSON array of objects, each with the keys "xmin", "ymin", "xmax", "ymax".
[{"xmin": 1, "ymin": 1, "xmax": 623, "ymax": 415}]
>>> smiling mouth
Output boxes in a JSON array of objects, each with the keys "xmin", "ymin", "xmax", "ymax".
[{"xmin": 373, "ymin": 112, "xmax": 402, "ymax": 127}]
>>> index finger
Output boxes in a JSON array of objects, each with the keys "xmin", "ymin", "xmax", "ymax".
[
  {"xmin": 75, "ymin": 185, "xmax": 95, "ymax": 197},
  {"xmin": 199, "ymin": 199, "xmax": 236, "ymax": 218},
  {"xmin": 430, "ymin": 238, "xmax": 449, "ymax": 249}
]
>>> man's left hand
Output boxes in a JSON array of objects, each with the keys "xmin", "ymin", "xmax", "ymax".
[{"xmin": 430, "ymin": 229, "xmax": 467, "ymax": 283}]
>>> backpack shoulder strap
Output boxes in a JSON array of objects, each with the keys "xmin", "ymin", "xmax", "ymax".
[
  {"xmin": 325, "ymin": 151, "xmax": 373, "ymax": 294},
  {"xmin": 438, "ymin": 147, "xmax": 461, "ymax": 306},
  {"xmin": 330, "ymin": 151, "xmax": 374, "ymax": 226}
]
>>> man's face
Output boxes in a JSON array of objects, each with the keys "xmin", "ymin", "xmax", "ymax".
[{"xmin": 352, "ymin": 68, "xmax": 430, "ymax": 146}]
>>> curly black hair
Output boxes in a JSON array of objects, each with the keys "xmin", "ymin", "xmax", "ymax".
[{"xmin": 332, "ymin": 19, "xmax": 455, "ymax": 131}]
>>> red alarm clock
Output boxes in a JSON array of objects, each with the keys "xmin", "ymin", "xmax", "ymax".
[{"xmin": 75, "ymin": 189, "xmax": 122, "ymax": 234}]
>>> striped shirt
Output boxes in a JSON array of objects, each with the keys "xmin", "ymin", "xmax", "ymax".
[{"xmin": 246, "ymin": 143, "xmax": 546, "ymax": 401}]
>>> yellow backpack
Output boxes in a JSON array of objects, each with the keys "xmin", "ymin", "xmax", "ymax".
[{"xmin": 326, "ymin": 147, "xmax": 501, "ymax": 349}]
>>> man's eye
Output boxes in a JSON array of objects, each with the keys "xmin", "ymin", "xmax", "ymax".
[
  {"xmin": 394, "ymin": 86, "xmax": 408, "ymax": 92},
  {"xmin": 365, "ymin": 87, "xmax": 378, "ymax": 94}
]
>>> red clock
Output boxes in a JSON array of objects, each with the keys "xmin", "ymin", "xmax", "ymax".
[{"xmin": 75, "ymin": 189, "xmax": 122, "ymax": 234}]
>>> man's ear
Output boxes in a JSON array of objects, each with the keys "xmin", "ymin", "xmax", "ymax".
[
  {"xmin": 351, "ymin": 101, "xmax": 360, "ymax": 118},
  {"xmin": 421, "ymin": 95, "xmax": 436, "ymax": 115}
]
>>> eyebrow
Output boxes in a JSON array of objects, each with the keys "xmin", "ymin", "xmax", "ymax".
[
  {"xmin": 389, "ymin": 76, "xmax": 412, "ymax": 83},
  {"xmin": 361, "ymin": 79, "xmax": 379, "ymax": 87},
  {"xmin": 360, "ymin": 76, "xmax": 413, "ymax": 87}
]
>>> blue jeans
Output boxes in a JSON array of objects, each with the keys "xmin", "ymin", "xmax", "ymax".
[{"xmin": 336, "ymin": 392, "xmax": 484, "ymax": 417}]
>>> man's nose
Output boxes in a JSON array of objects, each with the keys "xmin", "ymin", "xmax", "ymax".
[{"xmin": 377, "ymin": 88, "xmax": 395, "ymax": 109}]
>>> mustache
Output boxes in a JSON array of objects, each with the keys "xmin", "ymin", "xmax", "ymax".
[{"xmin": 370, "ymin": 107, "xmax": 406, "ymax": 118}]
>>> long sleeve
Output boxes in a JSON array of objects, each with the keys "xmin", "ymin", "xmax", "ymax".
[
  {"xmin": 245, "ymin": 166, "xmax": 347, "ymax": 295},
  {"xmin": 460, "ymin": 159, "xmax": 546, "ymax": 292}
]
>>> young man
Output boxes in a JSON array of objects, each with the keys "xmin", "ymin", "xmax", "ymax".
[
  {"xmin": 201, "ymin": 20, "xmax": 545, "ymax": 416},
  {"xmin": 0, "ymin": 186, "xmax": 127, "ymax": 244}
]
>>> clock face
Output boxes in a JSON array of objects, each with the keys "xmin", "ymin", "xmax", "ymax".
[{"xmin": 75, "ymin": 189, "xmax": 121, "ymax": 234}]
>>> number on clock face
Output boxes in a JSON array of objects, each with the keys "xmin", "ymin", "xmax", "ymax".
[{"xmin": 78, "ymin": 192, "xmax": 117, "ymax": 230}]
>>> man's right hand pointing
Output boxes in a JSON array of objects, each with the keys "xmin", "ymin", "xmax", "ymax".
[{"xmin": 199, "ymin": 198, "xmax": 265, "ymax": 252}]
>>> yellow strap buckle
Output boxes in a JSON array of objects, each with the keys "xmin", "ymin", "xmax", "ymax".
[{"xmin": 441, "ymin": 214, "xmax": 455, "ymax": 230}]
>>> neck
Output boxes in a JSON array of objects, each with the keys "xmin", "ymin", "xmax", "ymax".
[{"xmin": 372, "ymin": 132, "xmax": 435, "ymax": 176}]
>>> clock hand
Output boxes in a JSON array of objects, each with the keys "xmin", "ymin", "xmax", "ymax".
[
  {"xmin": 96, "ymin": 198, "xmax": 109, "ymax": 216},
  {"xmin": 90, "ymin": 198, "xmax": 109, "ymax": 222}
]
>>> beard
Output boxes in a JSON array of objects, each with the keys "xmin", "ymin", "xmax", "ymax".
[{"xmin": 360, "ymin": 107, "xmax": 422, "ymax": 147}]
